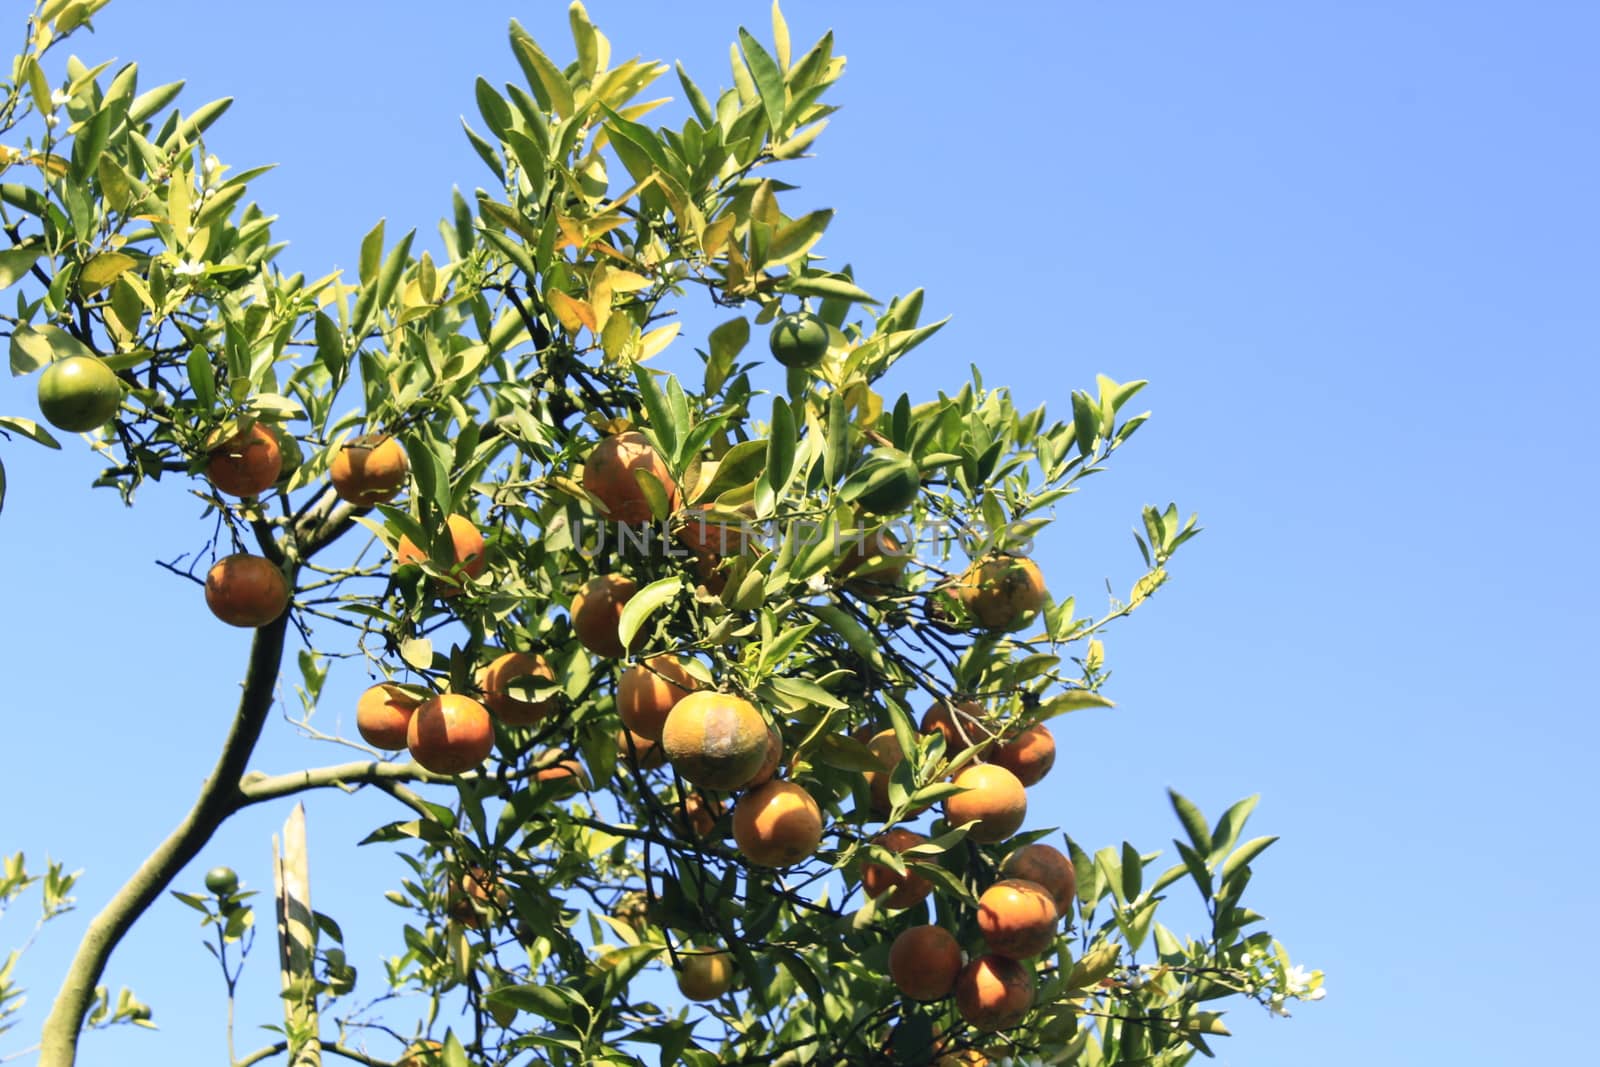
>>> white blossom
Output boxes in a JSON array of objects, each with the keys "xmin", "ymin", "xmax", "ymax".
[{"xmin": 173, "ymin": 259, "xmax": 205, "ymax": 278}]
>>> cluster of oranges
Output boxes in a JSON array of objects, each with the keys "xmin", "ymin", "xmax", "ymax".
[{"xmin": 202, "ymin": 415, "xmax": 1070, "ymax": 1038}]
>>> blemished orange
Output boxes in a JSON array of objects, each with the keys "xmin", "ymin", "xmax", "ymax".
[
  {"xmin": 954, "ymin": 954, "xmax": 1035, "ymax": 1032},
  {"xmin": 395, "ymin": 514, "xmax": 486, "ymax": 596},
  {"xmin": 582, "ymin": 431, "xmax": 678, "ymax": 524},
  {"xmin": 206, "ymin": 423, "xmax": 282, "ymax": 497},
  {"xmin": 329, "ymin": 434, "xmax": 409, "ymax": 504},
  {"xmin": 922, "ymin": 699, "xmax": 988, "ymax": 759},
  {"xmin": 999, "ymin": 844, "xmax": 1077, "ymax": 918},
  {"xmin": 976, "ymin": 879, "xmax": 1059, "ymax": 959},
  {"xmin": 675, "ymin": 950, "xmax": 736, "ymax": 1001},
  {"xmin": 478, "ymin": 651, "xmax": 558, "ymax": 726},
  {"xmin": 570, "ymin": 574, "xmax": 638, "ymax": 657},
  {"xmin": 617, "ymin": 655, "xmax": 697, "ymax": 741},
  {"xmin": 204, "ymin": 554, "xmax": 290, "ymax": 627},
  {"xmin": 406, "ymin": 693, "xmax": 494, "ymax": 775},
  {"xmin": 889, "ymin": 924, "xmax": 964, "ymax": 1001},
  {"xmin": 987, "ymin": 723, "xmax": 1055, "ymax": 787},
  {"xmin": 356, "ymin": 683, "xmax": 420, "ymax": 749},
  {"xmin": 861, "ymin": 828, "xmax": 933, "ymax": 909},
  {"xmin": 955, "ymin": 554, "xmax": 1048, "ymax": 631},
  {"xmin": 660, "ymin": 691, "xmax": 769, "ymax": 790},
  {"xmin": 943, "ymin": 764, "xmax": 1028, "ymax": 844},
  {"xmin": 732, "ymin": 780, "xmax": 824, "ymax": 867}
]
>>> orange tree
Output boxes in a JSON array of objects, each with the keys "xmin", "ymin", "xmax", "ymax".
[{"xmin": 0, "ymin": 2, "xmax": 1323, "ymax": 1065}]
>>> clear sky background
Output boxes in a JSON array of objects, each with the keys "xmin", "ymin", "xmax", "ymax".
[{"xmin": 2, "ymin": 2, "xmax": 1597, "ymax": 1064}]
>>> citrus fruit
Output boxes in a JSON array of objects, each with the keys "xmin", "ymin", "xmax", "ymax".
[
  {"xmin": 583, "ymin": 431, "xmax": 678, "ymax": 524},
  {"xmin": 861, "ymin": 828, "xmax": 933, "ymax": 909},
  {"xmin": 570, "ymin": 574, "xmax": 638, "ymax": 658},
  {"xmin": 617, "ymin": 655, "xmax": 697, "ymax": 741},
  {"xmin": 206, "ymin": 423, "xmax": 283, "ymax": 497},
  {"xmin": 943, "ymin": 764, "xmax": 1027, "ymax": 844},
  {"xmin": 732, "ymin": 780, "xmax": 823, "ymax": 867},
  {"xmin": 356, "ymin": 682, "xmax": 421, "ymax": 749},
  {"xmin": 204, "ymin": 553, "xmax": 290, "ymax": 628},
  {"xmin": 889, "ymin": 924, "xmax": 964, "ymax": 1001},
  {"xmin": 976, "ymin": 879, "xmax": 1059, "ymax": 958},
  {"xmin": 768, "ymin": 310, "xmax": 829, "ymax": 368},
  {"xmin": 999, "ymin": 844, "xmax": 1077, "ymax": 918},
  {"xmin": 478, "ymin": 651, "xmax": 558, "ymax": 726},
  {"xmin": 660, "ymin": 691, "xmax": 769, "ymax": 790},
  {"xmin": 329, "ymin": 434, "xmax": 409, "ymax": 504},
  {"xmin": 406, "ymin": 693, "xmax": 494, "ymax": 775},
  {"xmin": 954, "ymin": 954, "xmax": 1035, "ymax": 1032},
  {"xmin": 988, "ymin": 723, "xmax": 1055, "ymax": 787},
  {"xmin": 395, "ymin": 514, "xmax": 486, "ymax": 597},
  {"xmin": 853, "ymin": 447, "xmax": 921, "ymax": 515},
  {"xmin": 36, "ymin": 356, "xmax": 121, "ymax": 432}
]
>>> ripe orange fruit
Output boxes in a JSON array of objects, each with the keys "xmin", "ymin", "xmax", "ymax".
[
  {"xmin": 329, "ymin": 434, "xmax": 409, "ymax": 504},
  {"xmin": 954, "ymin": 954, "xmax": 1035, "ymax": 1031},
  {"xmin": 204, "ymin": 554, "xmax": 290, "ymax": 627},
  {"xmin": 988, "ymin": 723, "xmax": 1055, "ymax": 787},
  {"xmin": 837, "ymin": 527, "xmax": 907, "ymax": 591},
  {"xmin": 617, "ymin": 655, "xmax": 697, "ymax": 741},
  {"xmin": 861, "ymin": 828, "xmax": 933, "ymax": 909},
  {"xmin": 448, "ymin": 866, "xmax": 510, "ymax": 929},
  {"xmin": 976, "ymin": 879, "xmax": 1059, "ymax": 959},
  {"xmin": 999, "ymin": 844, "xmax": 1077, "ymax": 918},
  {"xmin": 395, "ymin": 514, "xmax": 486, "ymax": 596},
  {"xmin": 676, "ymin": 949, "xmax": 736, "ymax": 1001},
  {"xmin": 943, "ymin": 764, "xmax": 1027, "ymax": 844},
  {"xmin": 732, "ymin": 780, "xmax": 824, "ymax": 867},
  {"xmin": 478, "ymin": 651, "xmax": 558, "ymax": 726},
  {"xmin": 570, "ymin": 574, "xmax": 638, "ymax": 658},
  {"xmin": 955, "ymin": 555, "xmax": 1048, "ymax": 632},
  {"xmin": 740, "ymin": 724, "xmax": 784, "ymax": 789},
  {"xmin": 674, "ymin": 792, "xmax": 727, "ymax": 839},
  {"xmin": 863, "ymin": 729, "xmax": 906, "ymax": 815},
  {"xmin": 921, "ymin": 699, "xmax": 987, "ymax": 760},
  {"xmin": 888, "ymin": 924, "xmax": 964, "ymax": 1001},
  {"xmin": 406, "ymin": 693, "xmax": 494, "ymax": 775},
  {"xmin": 660, "ymin": 691, "xmax": 770, "ymax": 790},
  {"xmin": 769, "ymin": 310, "xmax": 830, "ymax": 368},
  {"xmin": 356, "ymin": 683, "xmax": 421, "ymax": 749},
  {"xmin": 206, "ymin": 423, "xmax": 283, "ymax": 497},
  {"xmin": 36, "ymin": 355, "xmax": 122, "ymax": 432},
  {"xmin": 673, "ymin": 506, "xmax": 752, "ymax": 594},
  {"xmin": 533, "ymin": 757, "xmax": 591, "ymax": 794},
  {"xmin": 583, "ymin": 431, "xmax": 678, "ymax": 524},
  {"xmin": 617, "ymin": 727, "xmax": 666, "ymax": 770}
]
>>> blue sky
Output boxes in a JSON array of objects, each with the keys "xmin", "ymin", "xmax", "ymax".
[{"xmin": 2, "ymin": 1, "xmax": 1597, "ymax": 1064}]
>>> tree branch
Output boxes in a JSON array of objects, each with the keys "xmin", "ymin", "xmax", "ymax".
[
  {"xmin": 236, "ymin": 760, "xmax": 446, "ymax": 807},
  {"xmin": 38, "ymin": 611, "xmax": 292, "ymax": 1067}
]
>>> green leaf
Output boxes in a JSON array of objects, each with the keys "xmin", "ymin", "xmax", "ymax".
[
  {"xmin": 632, "ymin": 365, "xmax": 676, "ymax": 459},
  {"xmin": 1168, "ymin": 789, "xmax": 1212, "ymax": 855},
  {"xmin": 813, "ymin": 731, "xmax": 882, "ymax": 773},
  {"xmin": 357, "ymin": 218, "xmax": 385, "ymax": 287},
  {"xmin": 1121, "ymin": 841, "xmax": 1142, "ymax": 902},
  {"xmin": 676, "ymin": 61, "xmax": 715, "ymax": 127},
  {"xmin": 768, "ymin": 209, "xmax": 832, "ymax": 264},
  {"xmin": 824, "ymin": 390, "xmax": 849, "ymax": 486},
  {"xmin": 766, "ymin": 396, "xmax": 796, "ymax": 496},
  {"xmin": 737, "ymin": 29, "xmax": 786, "ymax": 131},
  {"xmin": 0, "ymin": 247, "xmax": 43, "ymax": 289},
  {"xmin": 783, "ymin": 273, "xmax": 877, "ymax": 305},
  {"xmin": 511, "ymin": 31, "xmax": 576, "ymax": 118},
  {"xmin": 1071, "ymin": 389, "xmax": 1098, "ymax": 457},
  {"xmin": 616, "ymin": 576, "xmax": 683, "ymax": 652},
  {"xmin": 1209, "ymin": 794, "xmax": 1259, "ymax": 864},
  {"xmin": 10, "ymin": 323, "xmax": 94, "ymax": 375},
  {"xmin": 705, "ymin": 316, "xmax": 749, "ymax": 394},
  {"xmin": 1220, "ymin": 835, "xmax": 1278, "ymax": 882},
  {"xmin": 0, "ymin": 417, "xmax": 61, "ymax": 450},
  {"xmin": 1038, "ymin": 688, "xmax": 1114, "ymax": 719}
]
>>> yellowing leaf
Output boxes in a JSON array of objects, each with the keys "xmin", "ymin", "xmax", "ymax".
[
  {"xmin": 605, "ymin": 269, "xmax": 652, "ymax": 293},
  {"xmin": 78, "ymin": 252, "xmax": 137, "ymax": 295},
  {"xmin": 547, "ymin": 288, "xmax": 596, "ymax": 334},
  {"xmin": 636, "ymin": 323, "xmax": 680, "ymax": 361},
  {"xmin": 702, "ymin": 215, "xmax": 736, "ymax": 258}
]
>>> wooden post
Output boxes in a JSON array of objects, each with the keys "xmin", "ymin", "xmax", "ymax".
[{"xmin": 273, "ymin": 803, "xmax": 321, "ymax": 1066}]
